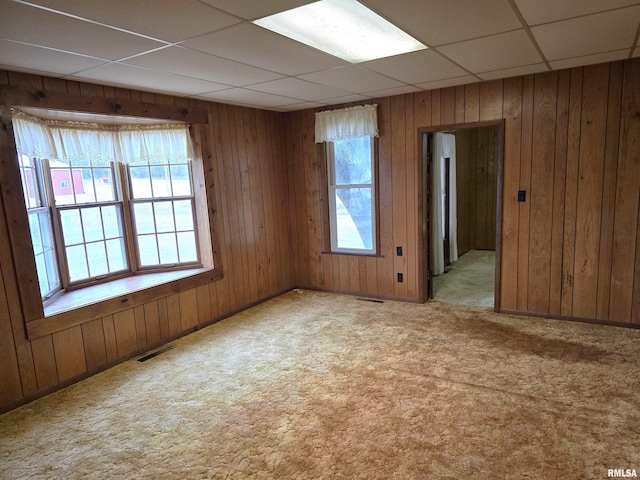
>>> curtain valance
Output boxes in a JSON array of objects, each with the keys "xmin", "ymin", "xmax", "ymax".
[
  {"xmin": 315, "ymin": 104, "xmax": 378, "ymax": 143},
  {"xmin": 11, "ymin": 110, "xmax": 192, "ymax": 166}
]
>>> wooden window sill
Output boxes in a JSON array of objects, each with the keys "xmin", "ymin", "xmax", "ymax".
[
  {"xmin": 26, "ymin": 266, "xmax": 223, "ymax": 339},
  {"xmin": 321, "ymin": 251, "xmax": 385, "ymax": 258}
]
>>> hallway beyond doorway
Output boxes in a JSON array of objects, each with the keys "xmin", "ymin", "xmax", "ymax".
[{"xmin": 432, "ymin": 250, "xmax": 495, "ymax": 307}]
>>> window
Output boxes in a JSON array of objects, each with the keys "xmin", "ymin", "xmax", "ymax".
[
  {"xmin": 326, "ymin": 136, "xmax": 376, "ymax": 253},
  {"xmin": 12, "ymin": 111, "xmax": 200, "ymax": 301},
  {"xmin": 315, "ymin": 104, "xmax": 378, "ymax": 254}
]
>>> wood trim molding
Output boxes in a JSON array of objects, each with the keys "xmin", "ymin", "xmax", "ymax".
[
  {"xmin": 26, "ymin": 267, "xmax": 223, "ymax": 339},
  {"xmin": 0, "ymin": 85, "xmax": 209, "ymax": 123}
]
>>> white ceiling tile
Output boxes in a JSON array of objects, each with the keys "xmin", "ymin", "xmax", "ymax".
[
  {"xmin": 321, "ymin": 94, "xmax": 373, "ymax": 106},
  {"xmin": 549, "ymin": 50, "xmax": 631, "ymax": 70},
  {"xmin": 198, "ymin": 0, "xmax": 314, "ymax": 20},
  {"xmin": 199, "ymin": 88, "xmax": 297, "ymax": 108},
  {"xmin": 478, "ymin": 63, "xmax": 549, "ymax": 81},
  {"xmin": 437, "ymin": 30, "xmax": 543, "ymax": 73},
  {"xmin": 298, "ymin": 66, "xmax": 405, "ymax": 94},
  {"xmin": 182, "ymin": 23, "xmax": 346, "ymax": 76},
  {"xmin": 513, "ymin": 0, "xmax": 640, "ymax": 26},
  {"xmin": 70, "ymin": 63, "xmax": 229, "ymax": 95},
  {"xmin": 278, "ymin": 101, "xmax": 327, "ymax": 111},
  {"xmin": 361, "ymin": 49, "xmax": 468, "ymax": 84},
  {"xmin": 0, "ymin": 39, "xmax": 108, "ymax": 76},
  {"xmin": 415, "ymin": 75, "xmax": 479, "ymax": 91},
  {"xmin": 247, "ymin": 78, "xmax": 350, "ymax": 101},
  {"xmin": 21, "ymin": 0, "xmax": 242, "ymax": 43},
  {"xmin": 0, "ymin": 0, "xmax": 163, "ymax": 60},
  {"xmin": 363, "ymin": 0, "xmax": 522, "ymax": 46},
  {"xmin": 123, "ymin": 46, "xmax": 284, "ymax": 86},
  {"xmin": 364, "ymin": 85, "xmax": 423, "ymax": 98},
  {"xmin": 531, "ymin": 7, "xmax": 640, "ymax": 61}
]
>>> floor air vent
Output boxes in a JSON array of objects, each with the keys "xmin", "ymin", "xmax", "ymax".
[
  {"xmin": 357, "ymin": 297, "xmax": 384, "ymax": 303},
  {"xmin": 137, "ymin": 345, "xmax": 174, "ymax": 362}
]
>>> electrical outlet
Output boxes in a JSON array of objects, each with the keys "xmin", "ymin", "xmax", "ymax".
[
  {"xmin": 397, "ymin": 273, "xmax": 403, "ymax": 283},
  {"xmin": 396, "ymin": 246, "xmax": 403, "ymax": 256},
  {"xmin": 518, "ymin": 190, "xmax": 526, "ymax": 202}
]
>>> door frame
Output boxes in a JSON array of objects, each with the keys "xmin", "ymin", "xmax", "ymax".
[{"xmin": 417, "ymin": 120, "xmax": 505, "ymax": 311}]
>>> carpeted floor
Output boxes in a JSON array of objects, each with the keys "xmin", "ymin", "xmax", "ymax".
[
  {"xmin": 433, "ymin": 249, "xmax": 495, "ymax": 307},
  {"xmin": 1, "ymin": 290, "xmax": 639, "ymax": 479}
]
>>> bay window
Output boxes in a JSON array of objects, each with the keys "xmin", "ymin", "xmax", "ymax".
[{"xmin": 12, "ymin": 110, "xmax": 200, "ymax": 302}]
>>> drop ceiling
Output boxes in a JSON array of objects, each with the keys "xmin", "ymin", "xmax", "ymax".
[{"xmin": 1, "ymin": 0, "xmax": 638, "ymax": 111}]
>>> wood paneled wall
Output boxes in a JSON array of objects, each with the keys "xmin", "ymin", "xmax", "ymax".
[
  {"xmin": 289, "ymin": 59, "xmax": 640, "ymax": 327},
  {"xmin": 0, "ymin": 71, "xmax": 294, "ymax": 412},
  {"xmin": 455, "ymin": 126, "xmax": 498, "ymax": 254},
  {"xmin": 1, "ymin": 58, "xmax": 639, "ymax": 413}
]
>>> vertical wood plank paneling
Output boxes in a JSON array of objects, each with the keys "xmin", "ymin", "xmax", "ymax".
[
  {"xmin": 549, "ymin": 70, "xmax": 571, "ymax": 315},
  {"xmin": 31, "ymin": 336, "xmax": 58, "ymax": 390},
  {"xmin": 234, "ymin": 107, "xmax": 259, "ymax": 303},
  {"xmin": 0, "ymin": 265, "xmax": 23, "ymax": 404},
  {"xmin": 440, "ymin": 87, "xmax": 455, "ymax": 125},
  {"xmin": 52, "ymin": 326, "xmax": 87, "ymax": 382},
  {"xmin": 144, "ymin": 300, "xmax": 161, "ymax": 347},
  {"xmin": 465, "ymin": 83, "xmax": 480, "ymax": 122},
  {"xmin": 112, "ymin": 309, "xmax": 138, "ymax": 359},
  {"xmin": 595, "ymin": 62, "xmax": 623, "ymax": 321},
  {"xmin": 475, "ymin": 128, "xmax": 489, "ymax": 249},
  {"xmin": 480, "ymin": 80, "xmax": 504, "ymax": 121},
  {"xmin": 291, "ymin": 112, "xmax": 310, "ymax": 288},
  {"xmin": 196, "ymin": 284, "xmax": 211, "ymax": 326},
  {"xmin": 166, "ymin": 293, "xmax": 182, "ymax": 337},
  {"xmin": 572, "ymin": 64, "xmax": 609, "ymax": 319},
  {"xmin": 455, "ymin": 85, "xmax": 465, "ymax": 124},
  {"xmin": 516, "ymin": 75, "xmax": 534, "ymax": 310},
  {"xmin": 391, "ymin": 96, "xmax": 408, "ymax": 298},
  {"xmin": 527, "ymin": 72, "xmax": 557, "ymax": 314},
  {"xmin": 179, "ymin": 288, "xmax": 198, "ymax": 330},
  {"xmin": 101, "ymin": 315, "xmax": 118, "ymax": 363},
  {"xmin": 157, "ymin": 297, "xmax": 170, "ymax": 340},
  {"xmin": 81, "ymin": 319, "xmax": 107, "ymax": 371},
  {"xmin": 431, "ymin": 90, "xmax": 441, "ymax": 126},
  {"xmin": 405, "ymin": 95, "xmax": 417, "ymax": 299},
  {"xmin": 349, "ymin": 256, "xmax": 360, "ymax": 291},
  {"xmin": 377, "ymin": 97, "xmax": 394, "ymax": 295},
  {"xmin": 609, "ymin": 59, "xmax": 640, "ymax": 322},
  {"xmin": 500, "ymin": 76, "xmax": 523, "ymax": 310},
  {"xmin": 560, "ymin": 68, "xmax": 583, "ymax": 316},
  {"xmin": 133, "ymin": 305, "xmax": 147, "ymax": 351}
]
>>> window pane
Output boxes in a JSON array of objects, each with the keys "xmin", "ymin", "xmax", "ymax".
[
  {"xmin": 133, "ymin": 202, "xmax": 155, "ymax": 235},
  {"xmin": 86, "ymin": 241, "xmax": 108, "ymax": 277},
  {"xmin": 174, "ymin": 200, "xmax": 194, "ymax": 231},
  {"xmin": 177, "ymin": 232, "xmax": 197, "ymax": 263},
  {"xmin": 60, "ymin": 209, "xmax": 84, "ymax": 246},
  {"xmin": 102, "ymin": 205, "xmax": 122, "ymax": 239},
  {"xmin": 335, "ymin": 188, "xmax": 373, "ymax": 250},
  {"xmin": 51, "ymin": 164, "xmax": 76, "ymax": 205},
  {"xmin": 137, "ymin": 235, "xmax": 159, "ymax": 266},
  {"xmin": 44, "ymin": 247, "xmax": 59, "ymax": 291},
  {"xmin": 94, "ymin": 167, "xmax": 115, "ymax": 202},
  {"xmin": 157, "ymin": 233, "xmax": 178, "ymax": 264},
  {"xmin": 19, "ymin": 156, "xmax": 40, "ymax": 209},
  {"xmin": 170, "ymin": 165, "xmax": 192, "ymax": 196},
  {"xmin": 334, "ymin": 137, "xmax": 372, "ymax": 185},
  {"xmin": 129, "ymin": 166, "xmax": 152, "ymax": 199},
  {"xmin": 35, "ymin": 253, "xmax": 48, "ymax": 296},
  {"xmin": 105, "ymin": 238, "xmax": 127, "ymax": 272},
  {"xmin": 154, "ymin": 202, "xmax": 175, "ymax": 233},
  {"xmin": 66, "ymin": 245, "xmax": 89, "ymax": 282},
  {"xmin": 28, "ymin": 213, "xmax": 43, "ymax": 254},
  {"xmin": 81, "ymin": 207, "xmax": 104, "ymax": 243},
  {"xmin": 151, "ymin": 165, "xmax": 171, "ymax": 197}
]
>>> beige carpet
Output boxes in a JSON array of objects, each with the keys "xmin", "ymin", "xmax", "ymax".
[
  {"xmin": 1, "ymin": 291, "xmax": 639, "ymax": 479},
  {"xmin": 433, "ymin": 249, "xmax": 495, "ymax": 307}
]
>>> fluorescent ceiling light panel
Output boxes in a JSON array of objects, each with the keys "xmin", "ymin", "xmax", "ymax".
[{"xmin": 253, "ymin": 0, "xmax": 427, "ymax": 63}]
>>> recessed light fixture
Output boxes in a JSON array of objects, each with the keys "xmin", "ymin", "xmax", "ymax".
[{"xmin": 253, "ymin": 0, "xmax": 427, "ymax": 63}]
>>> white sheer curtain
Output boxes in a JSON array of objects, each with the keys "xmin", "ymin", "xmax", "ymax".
[
  {"xmin": 315, "ymin": 104, "xmax": 378, "ymax": 142},
  {"xmin": 12, "ymin": 111, "xmax": 190, "ymax": 166},
  {"xmin": 431, "ymin": 132, "xmax": 457, "ymax": 276}
]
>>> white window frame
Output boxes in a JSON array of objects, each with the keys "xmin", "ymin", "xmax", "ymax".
[{"xmin": 326, "ymin": 136, "xmax": 377, "ymax": 255}]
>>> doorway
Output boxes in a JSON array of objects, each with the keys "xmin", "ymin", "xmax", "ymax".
[{"xmin": 420, "ymin": 121, "xmax": 503, "ymax": 310}]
